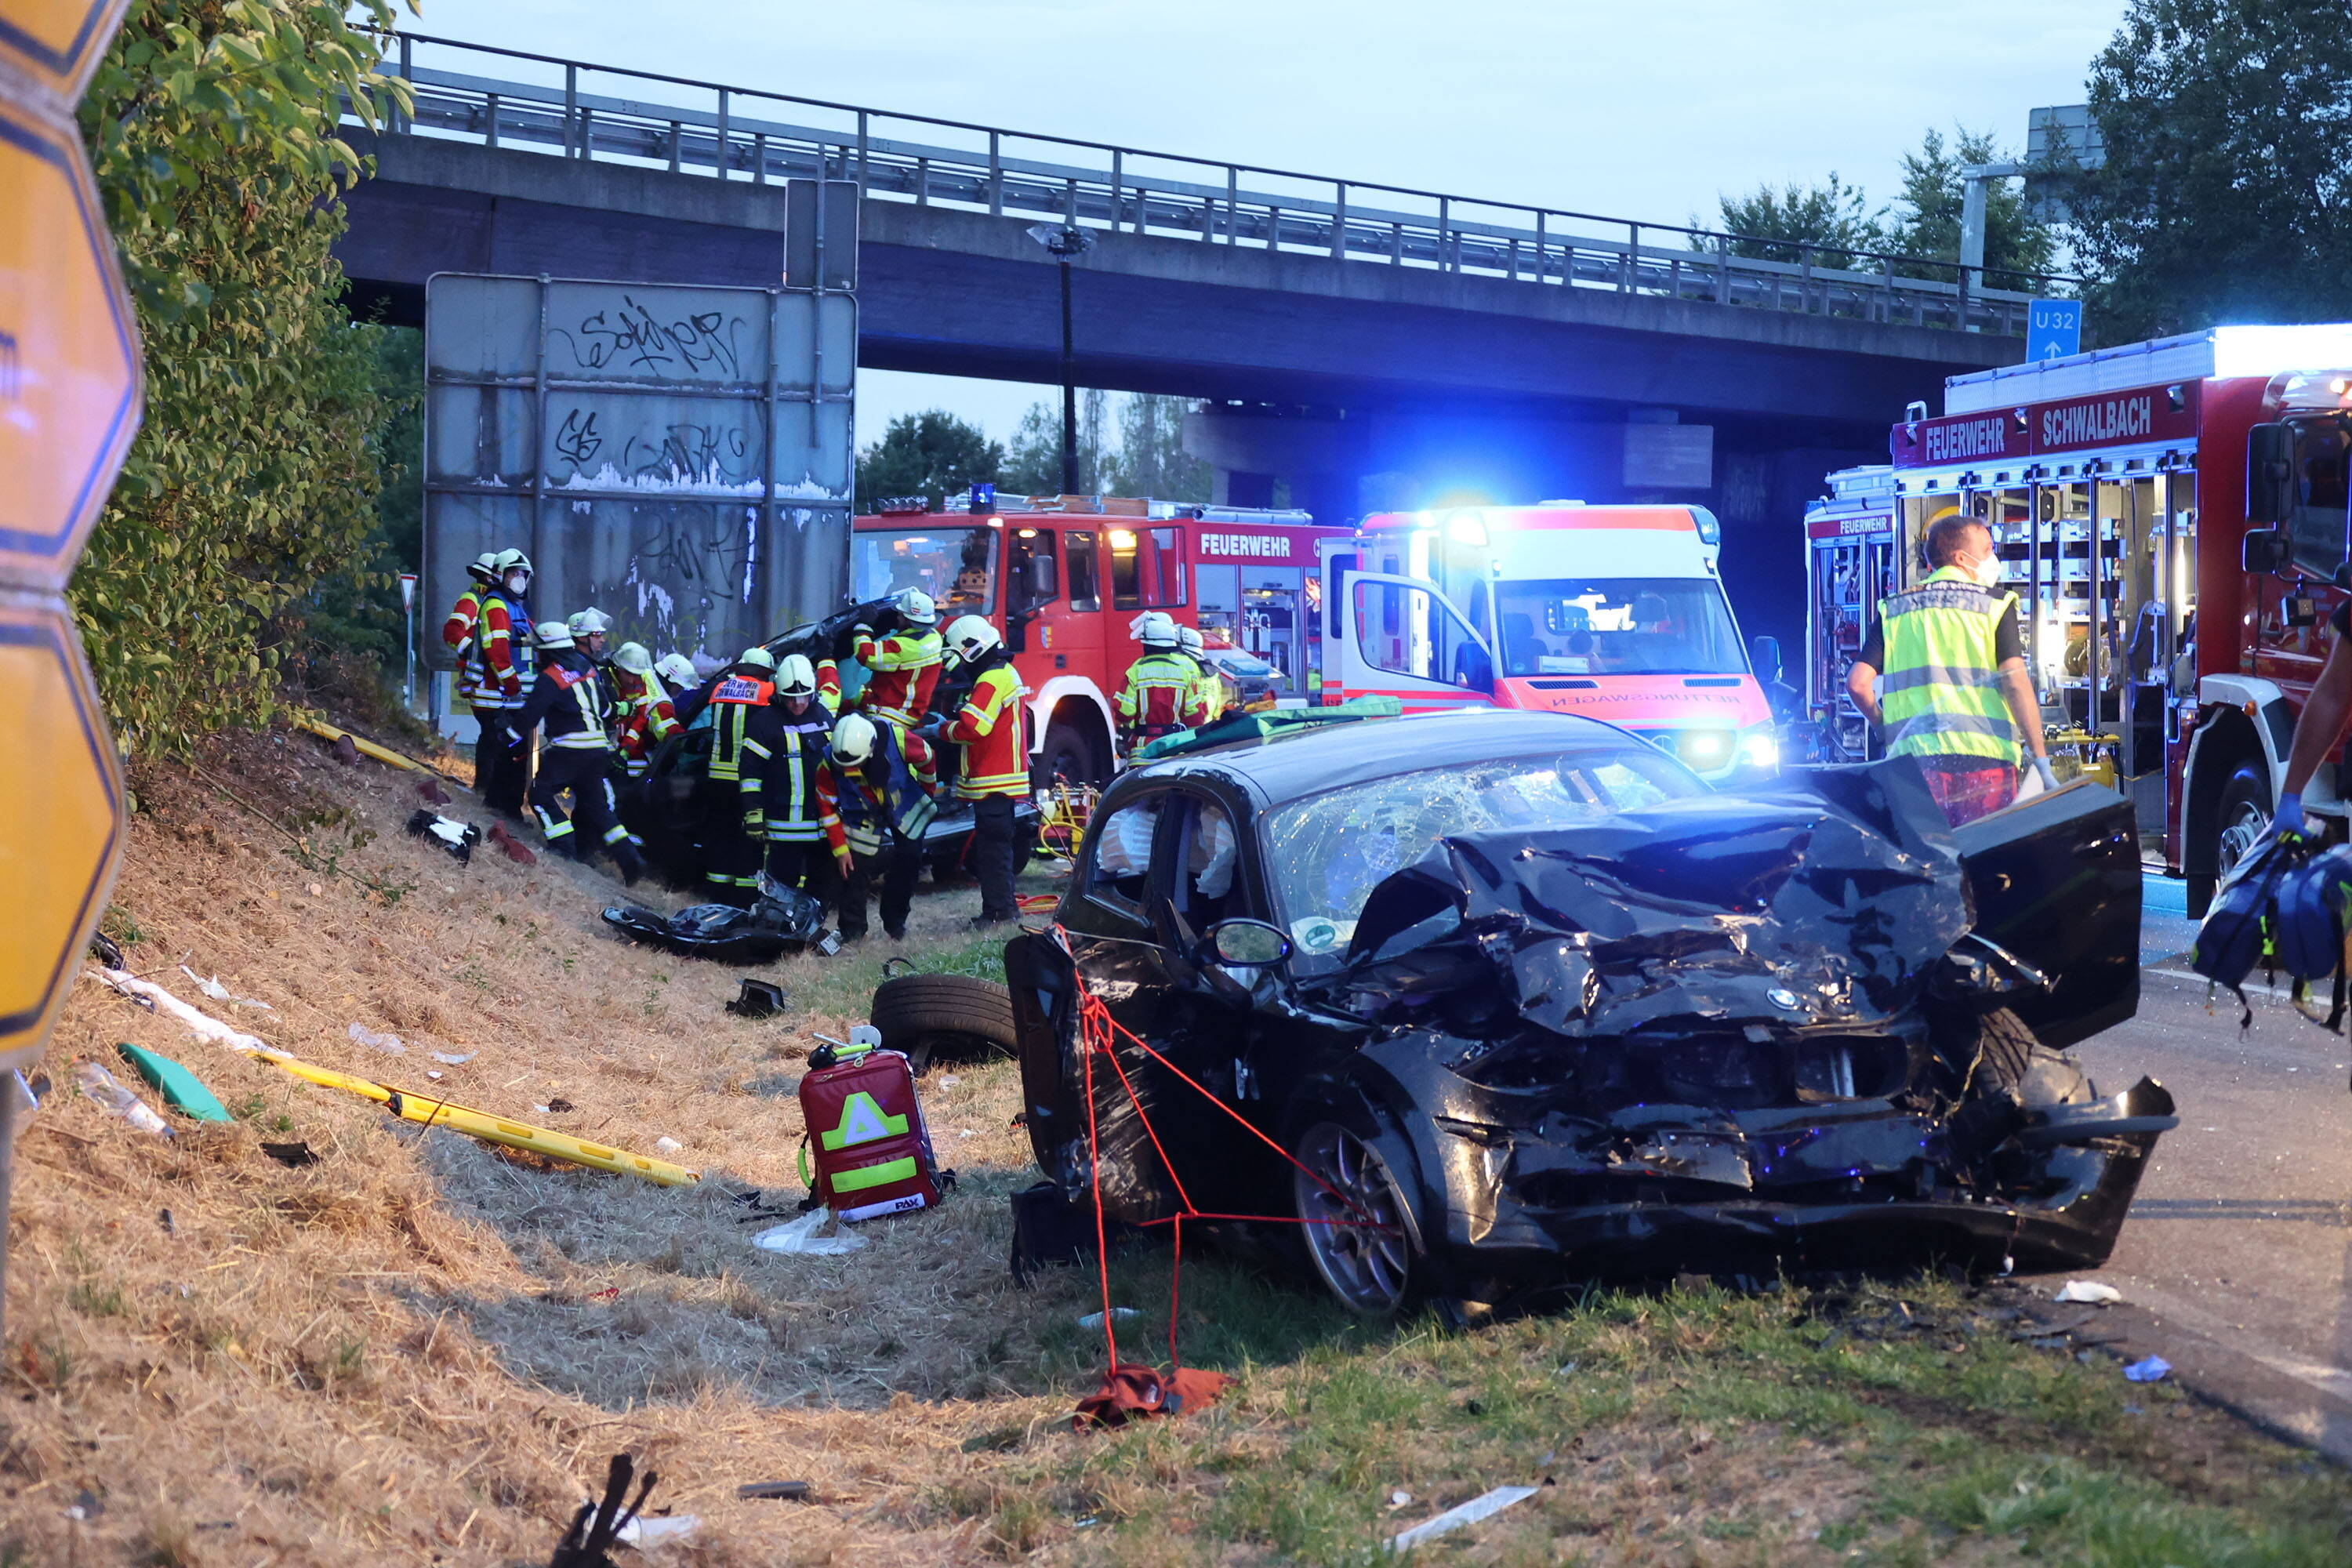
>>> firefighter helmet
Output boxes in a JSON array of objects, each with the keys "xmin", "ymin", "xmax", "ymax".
[
  {"xmin": 895, "ymin": 587, "xmax": 938, "ymax": 626},
  {"xmin": 655, "ymin": 653, "xmax": 699, "ymax": 688},
  {"xmin": 1134, "ymin": 610, "xmax": 1179, "ymax": 648},
  {"xmin": 736, "ymin": 646, "xmax": 777, "ymax": 672},
  {"xmin": 568, "ymin": 607, "xmax": 613, "ymax": 638},
  {"xmin": 1178, "ymin": 625, "xmax": 1205, "ymax": 657},
  {"xmin": 466, "ymin": 551, "xmax": 500, "ymax": 583},
  {"xmin": 943, "ymin": 614, "xmax": 1000, "ymax": 662},
  {"xmin": 533, "ymin": 619, "xmax": 575, "ymax": 649},
  {"xmin": 830, "ymin": 711, "xmax": 880, "ymax": 768},
  {"xmin": 776, "ymin": 654, "xmax": 818, "ymax": 699},
  {"xmin": 494, "ymin": 548, "xmax": 534, "ymax": 577},
  {"xmin": 612, "ymin": 642, "xmax": 654, "ymax": 675}
]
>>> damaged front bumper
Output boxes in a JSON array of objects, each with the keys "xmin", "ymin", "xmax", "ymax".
[{"xmin": 1364, "ymin": 1041, "xmax": 2176, "ymax": 1286}]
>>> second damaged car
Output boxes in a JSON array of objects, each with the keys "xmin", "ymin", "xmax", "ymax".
[{"xmin": 1005, "ymin": 707, "xmax": 2173, "ymax": 1313}]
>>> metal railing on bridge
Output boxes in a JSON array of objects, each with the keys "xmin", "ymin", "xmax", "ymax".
[{"xmin": 356, "ymin": 31, "xmax": 2074, "ymax": 336}]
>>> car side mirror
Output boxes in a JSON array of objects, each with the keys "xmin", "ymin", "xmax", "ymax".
[
  {"xmin": 1751, "ymin": 634, "xmax": 1784, "ymax": 683},
  {"xmin": 1200, "ymin": 917, "xmax": 1291, "ymax": 968},
  {"xmin": 2246, "ymin": 422, "xmax": 2295, "ymax": 524},
  {"xmin": 2242, "ymin": 528, "xmax": 2289, "ymax": 575}
]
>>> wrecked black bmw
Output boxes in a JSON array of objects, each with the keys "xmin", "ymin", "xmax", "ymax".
[{"xmin": 1004, "ymin": 707, "xmax": 2174, "ymax": 1313}]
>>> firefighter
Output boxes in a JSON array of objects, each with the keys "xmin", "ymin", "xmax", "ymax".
[
  {"xmin": 441, "ymin": 551, "xmax": 500, "ymax": 670},
  {"xmin": 823, "ymin": 710, "xmax": 938, "ymax": 942},
  {"xmin": 1115, "ymin": 611, "xmax": 1208, "ymax": 760},
  {"xmin": 569, "ymin": 607, "xmax": 617, "ymax": 709},
  {"xmin": 938, "ymin": 615, "xmax": 1028, "ymax": 926},
  {"xmin": 697, "ymin": 647, "xmax": 779, "ymax": 906},
  {"xmin": 1846, "ymin": 510, "xmax": 2053, "ymax": 827},
  {"xmin": 654, "ymin": 653, "xmax": 705, "ymax": 722},
  {"xmin": 609, "ymin": 642, "xmax": 679, "ymax": 779},
  {"xmin": 740, "ymin": 655, "xmax": 843, "ymax": 908},
  {"xmin": 855, "ymin": 588, "xmax": 944, "ymax": 733},
  {"xmin": 507, "ymin": 619, "xmax": 645, "ymax": 883},
  {"xmin": 1178, "ymin": 624, "xmax": 1231, "ymax": 724},
  {"xmin": 470, "ymin": 550, "xmax": 536, "ymax": 819}
]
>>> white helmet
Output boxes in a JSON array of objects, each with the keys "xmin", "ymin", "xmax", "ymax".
[
  {"xmin": 467, "ymin": 551, "xmax": 500, "ymax": 583},
  {"xmin": 736, "ymin": 646, "xmax": 777, "ymax": 672},
  {"xmin": 1134, "ymin": 610, "xmax": 1179, "ymax": 648},
  {"xmin": 943, "ymin": 614, "xmax": 1001, "ymax": 662},
  {"xmin": 655, "ymin": 653, "xmax": 699, "ymax": 688},
  {"xmin": 612, "ymin": 641, "xmax": 654, "ymax": 675},
  {"xmin": 895, "ymin": 587, "xmax": 938, "ymax": 626},
  {"xmin": 830, "ymin": 711, "xmax": 880, "ymax": 768},
  {"xmin": 533, "ymin": 619, "xmax": 575, "ymax": 649},
  {"xmin": 775, "ymin": 654, "xmax": 818, "ymax": 699},
  {"xmin": 1178, "ymin": 625, "xmax": 1205, "ymax": 657},
  {"xmin": 495, "ymin": 548, "xmax": 533, "ymax": 577},
  {"xmin": 568, "ymin": 607, "xmax": 613, "ymax": 638}
]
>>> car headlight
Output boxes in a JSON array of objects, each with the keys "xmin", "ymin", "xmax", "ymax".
[
  {"xmin": 1679, "ymin": 729, "xmax": 1733, "ymax": 768},
  {"xmin": 1737, "ymin": 727, "xmax": 1779, "ymax": 770}
]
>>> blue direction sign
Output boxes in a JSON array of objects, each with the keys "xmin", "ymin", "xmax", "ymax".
[{"xmin": 2027, "ymin": 299, "xmax": 2084, "ymax": 362}]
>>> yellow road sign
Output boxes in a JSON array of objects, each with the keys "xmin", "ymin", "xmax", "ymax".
[
  {"xmin": 0, "ymin": 0, "xmax": 128, "ymax": 103},
  {"xmin": 0, "ymin": 96, "xmax": 141, "ymax": 590},
  {"xmin": 0, "ymin": 593, "xmax": 122, "ymax": 1068}
]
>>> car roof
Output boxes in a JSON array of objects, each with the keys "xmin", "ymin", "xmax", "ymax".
[{"xmin": 1138, "ymin": 707, "xmax": 1653, "ymax": 806}]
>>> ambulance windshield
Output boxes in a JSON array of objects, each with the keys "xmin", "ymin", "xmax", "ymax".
[
  {"xmin": 851, "ymin": 528, "xmax": 999, "ymax": 616},
  {"xmin": 1493, "ymin": 576, "xmax": 1744, "ymax": 677}
]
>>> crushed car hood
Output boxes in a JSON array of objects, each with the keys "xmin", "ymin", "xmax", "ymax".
[{"xmin": 1337, "ymin": 763, "xmax": 1971, "ymax": 1038}]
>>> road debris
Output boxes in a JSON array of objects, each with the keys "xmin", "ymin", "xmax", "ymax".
[
  {"xmin": 550, "ymin": 1454, "xmax": 656, "ymax": 1568},
  {"xmin": 73, "ymin": 1062, "xmax": 170, "ymax": 1136},
  {"xmin": 88, "ymin": 966, "xmax": 267, "ymax": 1053},
  {"xmin": 1077, "ymin": 1308, "xmax": 1141, "ymax": 1330},
  {"xmin": 179, "ymin": 966, "xmax": 271, "ymax": 1009},
  {"xmin": 116, "ymin": 1042, "xmax": 231, "ymax": 1122},
  {"xmin": 432, "ymin": 1051, "xmax": 475, "ymax": 1065},
  {"xmin": 405, "ymin": 809, "xmax": 481, "ymax": 862},
  {"xmin": 348, "ymin": 1022, "xmax": 405, "ymax": 1054},
  {"xmin": 603, "ymin": 886, "xmax": 833, "ymax": 964},
  {"xmin": 751, "ymin": 1210, "xmax": 867, "ymax": 1256},
  {"xmin": 1386, "ymin": 1484, "xmax": 1544, "ymax": 1552},
  {"xmin": 488, "ymin": 820, "xmax": 536, "ymax": 865},
  {"xmin": 2125, "ymin": 1356, "xmax": 2174, "ymax": 1383},
  {"xmin": 2055, "ymin": 1280, "xmax": 2124, "ymax": 1305},
  {"xmin": 735, "ymin": 1481, "xmax": 813, "ymax": 1501},
  {"xmin": 725, "ymin": 978, "xmax": 789, "ymax": 1018},
  {"xmin": 260, "ymin": 1141, "xmax": 318, "ymax": 1167}
]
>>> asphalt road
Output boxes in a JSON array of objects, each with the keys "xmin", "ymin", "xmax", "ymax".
[{"xmin": 2059, "ymin": 872, "xmax": 2352, "ymax": 1457}]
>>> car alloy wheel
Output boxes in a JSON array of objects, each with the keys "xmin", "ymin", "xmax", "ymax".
[{"xmin": 1293, "ymin": 1121, "xmax": 1415, "ymax": 1315}]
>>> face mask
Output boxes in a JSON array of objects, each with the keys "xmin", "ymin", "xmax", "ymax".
[
  {"xmin": 506, "ymin": 573, "xmax": 528, "ymax": 595},
  {"xmin": 1971, "ymin": 553, "xmax": 2003, "ymax": 587}
]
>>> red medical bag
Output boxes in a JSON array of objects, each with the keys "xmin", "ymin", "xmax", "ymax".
[{"xmin": 797, "ymin": 1045, "xmax": 940, "ymax": 1221}]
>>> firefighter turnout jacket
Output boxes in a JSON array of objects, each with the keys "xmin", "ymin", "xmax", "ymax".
[
  {"xmin": 855, "ymin": 624, "xmax": 944, "ymax": 729},
  {"xmin": 442, "ymin": 585, "xmax": 485, "ymax": 674},
  {"xmin": 944, "ymin": 653, "xmax": 1029, "ymax": 799},
  {"xmin": 741, "ymin": 697, "xmax": 842, "ymax": 844},
  {"xmin": 702, "ymin": 668, "xmax": 776, "ymax": 784},
  {"xmin": 1116, "ymin": 649, "xmax": 1209, "ymax": 755},
  {"xmin": 466, "ymin": 591, "xmax": 535, "ymax": 711},
  {"xmin": 612, "ymin": 672, "xmax": 679, "ymax": 778},
  {"xmin": 511, "ymin": 646, "xmax": 613, "ymax": 751},
  {"xmin": 1873, "ymin": 566, "xmax": 2023, "ymax": 767},
  {"xmin": 822, "ymin": 728, "xmax": 938, "ymax": 860}
]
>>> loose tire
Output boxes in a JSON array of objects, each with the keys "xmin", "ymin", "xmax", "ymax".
[
  {"xmin": 1292, "ymin": 1120, "xmax": 1423, "ymax": 1316},
  {"xmin": 869, "ymin": 973, "xmax": 1018, "ymax": 1073}
]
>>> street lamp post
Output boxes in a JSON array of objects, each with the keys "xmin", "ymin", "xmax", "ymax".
[{"xmin": 1027, "ymin": 223, "xmax": 1095, "ymax": 493}]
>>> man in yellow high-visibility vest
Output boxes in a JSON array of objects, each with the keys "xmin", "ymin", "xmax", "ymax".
[{"xmin": 1848, "ymin": 510, "xmax": 2053, "ymax": 827}]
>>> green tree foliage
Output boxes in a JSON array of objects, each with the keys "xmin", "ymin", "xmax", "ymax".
[
  {"xmin": 1102, "ymin": 394, "xmax": 1210, "ymax": 503},
  {"xmin": 855, "ymin": 410, "xmax": 1004, "ymax": 510},
  {"xmin": 2072, "ymin": 0, "xmax": 2352, "ymax": 342},
  {"xmin": 1708, "ymin": 174, "xmax": 1885, "ymax": 263},
  {"xmin": 1884, "ymin": 127, "xmax": 2059, "ymax": 290},
  {"xmin": 71, "ymin": 0, "xmax": 412, "ymax": 749},
  {"xmin": 1002, "ymin": 389, "xmax": 1109, "ymax": 495}
]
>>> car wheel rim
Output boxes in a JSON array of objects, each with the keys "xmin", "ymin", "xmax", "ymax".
[
  {"xmin": 2218, "ymin": 797, "xmax": 2267, "ymax": 873},
  {"xmin": 1295, "ymin": 1124, "xmax": 1411, "ymax": 1315}
]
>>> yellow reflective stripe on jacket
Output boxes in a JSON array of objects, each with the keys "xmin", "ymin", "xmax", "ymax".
[{"xmin": 1878, "ymin": 569, "xmax": 2020, "ymax": 765}]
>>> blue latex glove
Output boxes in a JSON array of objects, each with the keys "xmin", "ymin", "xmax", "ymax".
[
  {"xmin": 2276, "ymin": 790, "xmax": 2306, "ymax": 831},
  {"xmin": 2030, "ymin": 757, "xmax": 2058, "ymax": 791}
]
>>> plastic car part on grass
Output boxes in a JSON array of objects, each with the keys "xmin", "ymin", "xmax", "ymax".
[
  {"xmin": 406, "ymin": 809, "xmax": 481, "ymax": 863},
  {"xmin": 601, "ymin": 883, "xmax": 829, "ymax": 964}
]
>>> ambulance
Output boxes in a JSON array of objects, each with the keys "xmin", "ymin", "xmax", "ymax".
[{"xmin": 1317, "ymin": 503, "xmax": 1780, "ymax": 783}]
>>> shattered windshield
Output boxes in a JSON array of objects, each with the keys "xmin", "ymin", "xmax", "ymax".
[
  {"xmin": 1264, "ymin": 747, "xmax": 1703, "ymax": 964},
  {"xmin": 1494, "ymin": 576, "xmax": 1744, "ymax": 677}
]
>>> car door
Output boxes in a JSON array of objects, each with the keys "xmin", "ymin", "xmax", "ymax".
[{"xmin": 1331, "ymin": 570, "xmax": 1497, "ymax": 713}]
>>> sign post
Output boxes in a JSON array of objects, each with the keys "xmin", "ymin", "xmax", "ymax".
[
  {"xmin": 2027, "ymin": 298, "xmax": 2085, "ymax": 362},
  {"xmin": 0, "ymin": 0, "xmax": 141, "ymax": 1347},
  {"xmin": 399, "ymin": 571, "xmax": 418, "ymax": 706}
]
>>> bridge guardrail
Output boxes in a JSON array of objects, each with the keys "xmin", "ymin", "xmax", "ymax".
[{"xmin": 353, "ymin": 30, "xmax": 2076, "ymax": 336}]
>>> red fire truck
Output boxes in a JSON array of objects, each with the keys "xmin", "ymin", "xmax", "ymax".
[
  {"xmin": 1878, "ymin": 324, "xmax": 2352, "ymax": 914},
  {"xmin": 850, "ymin": 494, "xmax": 1348, "ymax": 782},
  {"xmin": 1802, "ymin": 466, "xmax": 1897, "ymax": 763}
]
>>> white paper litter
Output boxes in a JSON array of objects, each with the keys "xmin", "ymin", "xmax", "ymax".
[
  {"xmin": 612, "ymin": 1512, "xmax": 699, "ymax": 1546},
  {"xmin": 1387, "ymin": 1485, "xmax": 1541, "ymax": 1551},
  {"xmin": 348, "ymin": 1024, "xmax": 405, "ymax": 1054},
  {"xmin": 430, "ymin": 1051, "xmax": 475, "ymax": 1065},
  {"xmin": 2055, "ymin": 1281, "xmax": 2122, "ymax": 1305},
  {"xmin": 653, "ymin": 1136, "xmax": 683, "ymax": 1155},
  {"xmin": 90, "ymin": 967, "xmax": 267, "ymax": 1053},
  {"xmin": 1076, "ymin": 1308, "xmax": 1141, "ymax": 1330},
  {"xmin": 2124, "ymin": 1356, "xmax": 2172, "ymax": 1383},
  {"xmin": 752, "ymin": 1210, "xmax": 867, "ymax": 1256},
  {"xmin": 179, "ymin": 966, "xmax": 270, "ymax": 1010}
]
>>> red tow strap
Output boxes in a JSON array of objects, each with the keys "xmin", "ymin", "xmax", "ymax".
[{"xmin": 1058, "ymin": 926, "xmax": 1389, "ymax": 1430}]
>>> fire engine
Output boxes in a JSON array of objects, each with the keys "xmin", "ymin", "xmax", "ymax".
[
  {"xmin": 1802, "ymin": 466, "xmax": 1897, "ymax": 762},
  {"xmin": 850, "ymin": 493, "xmax": 1350, "ymax": 782},
  {"xmin": 1316, "ymin": 503, "xmax": 1779, "ymax": 784},
  {"xmin": 1873, "ymin": 323, "xmax": 2352, "ymax": 915}
]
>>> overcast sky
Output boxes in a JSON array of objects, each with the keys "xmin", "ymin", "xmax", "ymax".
[{"xmin": 426, "ymin": 0, "xmax": 2126, "ymax": 443}]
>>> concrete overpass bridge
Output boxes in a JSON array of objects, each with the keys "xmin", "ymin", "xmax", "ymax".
[{"xmin": 334, "ymin": 31, "xmax": 2072, "ymax": 638}]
